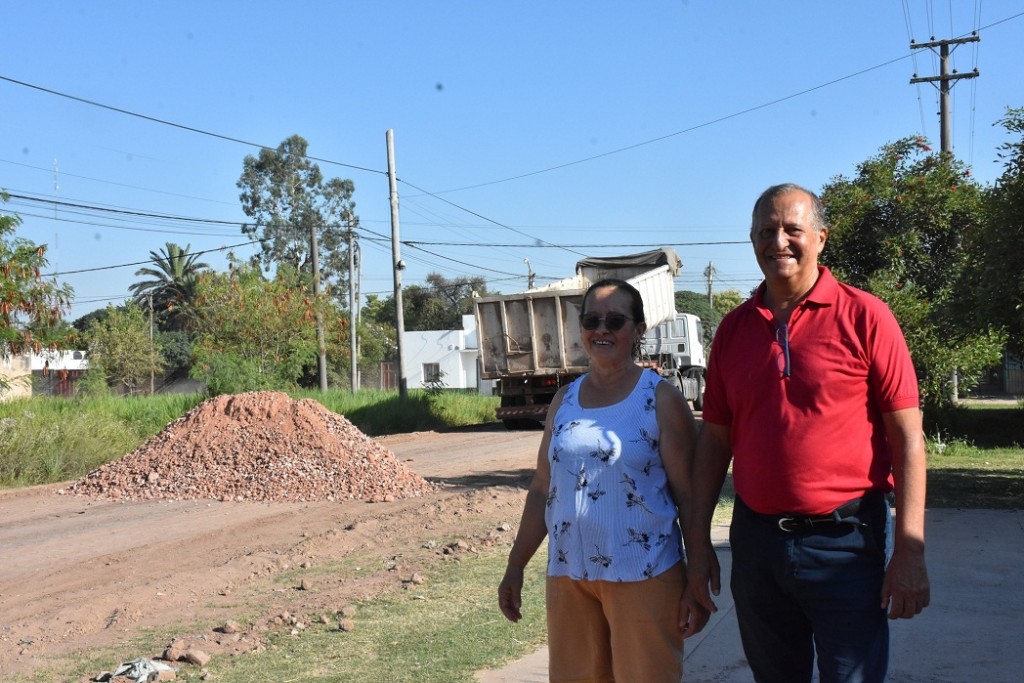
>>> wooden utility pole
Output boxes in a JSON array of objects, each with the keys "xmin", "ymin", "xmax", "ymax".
[
  {"xmin": 387, "ymin": 129, "xmax": 408, "ymax": 399},
  {"xmin": 910, "ymin": 33, "xmax": 979, "ymax": 404},
  {"xmin": 910, "ymin": 34, "xmax": 980, "ymax": 155}
]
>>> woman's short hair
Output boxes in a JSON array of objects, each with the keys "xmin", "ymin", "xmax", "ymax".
[{"xmin": 582, "ymin": 278, "xmax": 646, "ymax": 325}]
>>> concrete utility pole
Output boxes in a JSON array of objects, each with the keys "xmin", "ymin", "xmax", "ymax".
[
  {"xmin": 147, "ymin": 292, "xmax": 155, "ymax": 395},
  {"xmin": 310, "ymin": 223, "xmax": 328, "ymax": 391},
  {"xmin": 910, "ymin": 34, "xmax": 980, "ymax": 155},
  {"xmin": 910, "ymin": 33, "xmax": 979, "ymax": 405},
  {"xmin": 348, "ymin": 224, "xmax": 358, "ymax": 392},
  {"xmin": 386, "ymin": 129, "xmax": 408, "ymax": 399},
  {"xmin": 704, "ymin": 261, "xmax": 715, "ymax": 309}
]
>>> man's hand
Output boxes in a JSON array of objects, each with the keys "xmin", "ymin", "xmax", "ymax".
[{"xmin": 881, "ymin": 546, "xmax": 930, "ymax": 619}]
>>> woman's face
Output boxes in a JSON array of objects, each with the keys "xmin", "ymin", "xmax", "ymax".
[{"xmin": 580, "ymin": 286, "xmax": 645, "ymax": 364}]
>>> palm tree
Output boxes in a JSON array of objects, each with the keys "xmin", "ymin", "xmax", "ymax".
[{"xmin": 129, "ymin": 242, "xmax": 210, "ymax": 333}]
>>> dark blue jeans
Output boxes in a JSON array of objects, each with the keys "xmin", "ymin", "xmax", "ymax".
[{"xmin": 729, "ymin": 494, "xmax": 893, "ymax": 683}]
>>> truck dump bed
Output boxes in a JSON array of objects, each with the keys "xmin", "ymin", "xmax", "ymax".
[{"xmin": 474, "ymin": 248, "xmax": 681, "ymax": 380}]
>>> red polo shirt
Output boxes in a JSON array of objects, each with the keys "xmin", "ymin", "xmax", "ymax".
[{"xmin": 701, "ymin": 267, "xmax": 920, "ymax": 515}]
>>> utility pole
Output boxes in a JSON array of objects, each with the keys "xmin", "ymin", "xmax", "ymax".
[
  {"xmin": 147, "ymin": 292, "xmax": 155, "ymax": 395},
  {"xmin": 524, "ymin": 258, "xmax": 535, "ymax": 289},
  {"xmin": 704, "ymin": 261, "xmax": 715, "ymax": 310},
  {"xmin": 348, "ymin": 223, "xmax": 358, "ymax": 392},
  {"xmin": 910, "ymin": 34, "xmax": 980, "ymax": 156},
  {"xmin": 910, "ymin": 33, "xmax": 979, "ymax": 405},
  {"xmin": 387, "ymin": 129, "xmax": 408, "ymax": 399},
  {"xmin": 310, "ymin": 223, "xmax": 328, "ymax": 391}
]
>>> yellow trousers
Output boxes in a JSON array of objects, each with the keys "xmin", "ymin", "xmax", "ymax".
[{"xmin": 545, "ymin": 562, "xmax": 685, "ymax": 683}]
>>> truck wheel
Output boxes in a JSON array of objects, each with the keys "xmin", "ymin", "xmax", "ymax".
[{"xmin": 693, "ymin": 375, "xmax": 705, "ymax": 411}]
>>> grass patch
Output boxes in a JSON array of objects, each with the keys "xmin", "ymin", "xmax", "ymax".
[
  {"xmin": 206, "ymin": 546, "xmax": 547, "ymax": 683},
  {"xmin": 926, "ymin": 445, "xmax": 1024, "ymax": 509},
  {"xmin": 923, "ymin": 402, "xmax": 1024, "ymax": 509}
]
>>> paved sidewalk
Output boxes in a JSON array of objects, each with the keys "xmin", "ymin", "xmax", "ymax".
[{"xmin": 477, "ymin": 508, "xmax": 1024, "ymax": 683}]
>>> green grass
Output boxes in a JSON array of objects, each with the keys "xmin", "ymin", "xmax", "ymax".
[
  {"xmin": 190, "ymin": 546, "xmax": 548, "ymax": 683},
  {"xmin": 922, "ymin": 403, "xmax": 1024, "ymax": 509}
]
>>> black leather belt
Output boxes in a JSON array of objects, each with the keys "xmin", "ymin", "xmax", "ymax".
[{"xmin": 751, "ymin": 493, "xmax": 883, "ymax": 533}]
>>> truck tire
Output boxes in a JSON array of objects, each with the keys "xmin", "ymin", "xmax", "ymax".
[{"xmin": 693, "ymin": 374, "xmax": 705, "ymax": 412}]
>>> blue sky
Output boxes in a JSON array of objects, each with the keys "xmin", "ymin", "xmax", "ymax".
[{"xmin": 3, "ymin": 1, "xmax": 1022, "ymax": 322}]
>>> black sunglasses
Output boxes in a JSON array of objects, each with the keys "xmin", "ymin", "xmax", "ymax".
[{"xmin": 579, "ymin": 312, "xmax": 633, "ymax": 332}]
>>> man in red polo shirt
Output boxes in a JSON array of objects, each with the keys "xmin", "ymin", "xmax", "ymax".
[{"xmin": 680, "ymin": 184, "xmax": 930, "ymax": 683}]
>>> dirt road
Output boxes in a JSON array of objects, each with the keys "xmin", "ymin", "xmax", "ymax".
[{"xmin": 0, "ymin": 426, "xmax": 544, "ymax": 678}]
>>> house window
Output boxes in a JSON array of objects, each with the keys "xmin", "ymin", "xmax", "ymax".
[{"xmin": 422, "ymin": 363, "xmax": 441, "ymax": 383}]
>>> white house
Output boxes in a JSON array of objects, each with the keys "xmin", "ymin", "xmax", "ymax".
[
  {"xmin": 1, "ymin": 350, "xmax": 89, "ymax": 401},
  {"xmin": 0, "ymin": 352, "xmax": 32, "ymax": 402},
  {"xmin": 401, "ymin": 314, "xmax": 496, "ymax": 394}
]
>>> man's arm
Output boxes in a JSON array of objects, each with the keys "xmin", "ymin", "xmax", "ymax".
[
  {"xmin": 881, "ymin": 407, "xmax": 931, "ymax": 619},
  {"xmin": 679, "ymin": 420, "xmax": 733, "ymax": 637}
]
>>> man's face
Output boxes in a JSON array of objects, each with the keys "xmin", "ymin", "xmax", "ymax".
[{"xmin": 751, "ymin": 190, "xmax": 828, "ymax": 287}]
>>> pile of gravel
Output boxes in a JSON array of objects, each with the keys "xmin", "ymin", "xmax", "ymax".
[{"xmin": 61, "ymin": 391, "xmax": 437, "ymax": 503}]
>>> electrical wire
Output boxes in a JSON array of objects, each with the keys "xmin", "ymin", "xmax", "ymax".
[{"xmin": 0, "ymin": 75, "xmax": 385, "ymax": 177}]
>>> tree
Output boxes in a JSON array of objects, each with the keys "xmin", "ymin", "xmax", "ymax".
[
  {"xmin": 400, "ymin": 273, "xmax": 492, "ymax": 331},
  {"xmin": 675, "ymin": 289, "xmax": 745, "ymax": 350},
  {"xmin": 0, "ymin": 199, "xmax": 74, "ymax": 356},
  {"xmin": 820, "ymin": 137, "xmax": 1004, "ymax": 408},
  {"xmin": 189, "ymin": 262, "xmax": 343, "ymax": 394},
  {"xmin": 712, "ymin": 290, "xmax": 745, "ymax": 317},
  {"xmin": 1, "ymin": 200, "xmax": 74, "ymax": 393},
  {"xmin": 83, "ymin": 303, "xmax": 165, "ymax": 395},
  {"xmin": 128, "ymin": 242, "xmax": 210, "ymax": 333},
  {"xmin": 360, "ymin": 293, "xmax": 398, "ymax": 360},
  {"xmin": 962, "ymin": 108, "xmax": 1024, "ymax": 355},
  {"xmin": 237, "ymin": 135, "xmax": 358, "ymax": 301}
]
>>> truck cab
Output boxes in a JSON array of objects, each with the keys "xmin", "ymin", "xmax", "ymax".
[{"xmin": 642, "ymin": 312, "xmax": 707, "ymax": 410}]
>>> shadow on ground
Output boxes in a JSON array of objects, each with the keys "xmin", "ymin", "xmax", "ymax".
[{"xmin": 431, "ymin": 469, "xmax": 535, "ymax": 489}]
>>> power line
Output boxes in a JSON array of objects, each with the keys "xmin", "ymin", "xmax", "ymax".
[
  {"xmin": 0, "ymin": 74, "xmax": 386, "ymax": 177},
  {"xmin": 43, "ymin": 239, "xmax": 259, "ymax": 277},
  {"xmin": 0, "ymin": 158, "xmax": 236, "ymax": 207},
  {"xmin": 404, "ymin": 240, "xmax": 750, "ymax": 248}
]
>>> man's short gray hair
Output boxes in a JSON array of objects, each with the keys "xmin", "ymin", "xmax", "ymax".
[{"xmin": 750, "ymin": 183, "xmax": 828, "ymax": 237}]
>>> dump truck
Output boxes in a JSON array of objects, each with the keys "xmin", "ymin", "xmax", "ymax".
[{"xmin": 473, "ymin": 247, "xmax": 707, "ymax": 429}]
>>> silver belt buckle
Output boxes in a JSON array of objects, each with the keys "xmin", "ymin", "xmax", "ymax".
[{"xmin": 777, "ymin": 516, "xmax": 798, "ymax": 532}]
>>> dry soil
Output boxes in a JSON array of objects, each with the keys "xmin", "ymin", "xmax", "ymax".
[{"xmin": 0, "ymin": 392, "xmax": 544, "ymax": 679}]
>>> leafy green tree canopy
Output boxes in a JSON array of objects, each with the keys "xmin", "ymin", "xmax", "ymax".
[
  {"xmin": 84, "ymin": 303, "xmax": 165, "ymax": 395},
  {"xmin": 128, "ymin": 242, "xmax": 210, "ymax": 334},
  {"xmin": 403, "ymin": 274, "xmax": 492, "ymax": 331},
  {"xmin": 963, "ymin": 107, "xmax": 1024, "ymax": 354},
  {"xmin": 189, "ymin": 262, "xmax": 342, "ymax": 394},
  {"xmin": 820, "ymin": 136, "xmax": 1004, "ymax": 408},
  {"xmin": 237, "ymin": 135, "xmax": 358, "ymax": 303},
  {"xmin": 0, "ymin": 199, "xmax": 74, "ymax": 357}
]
